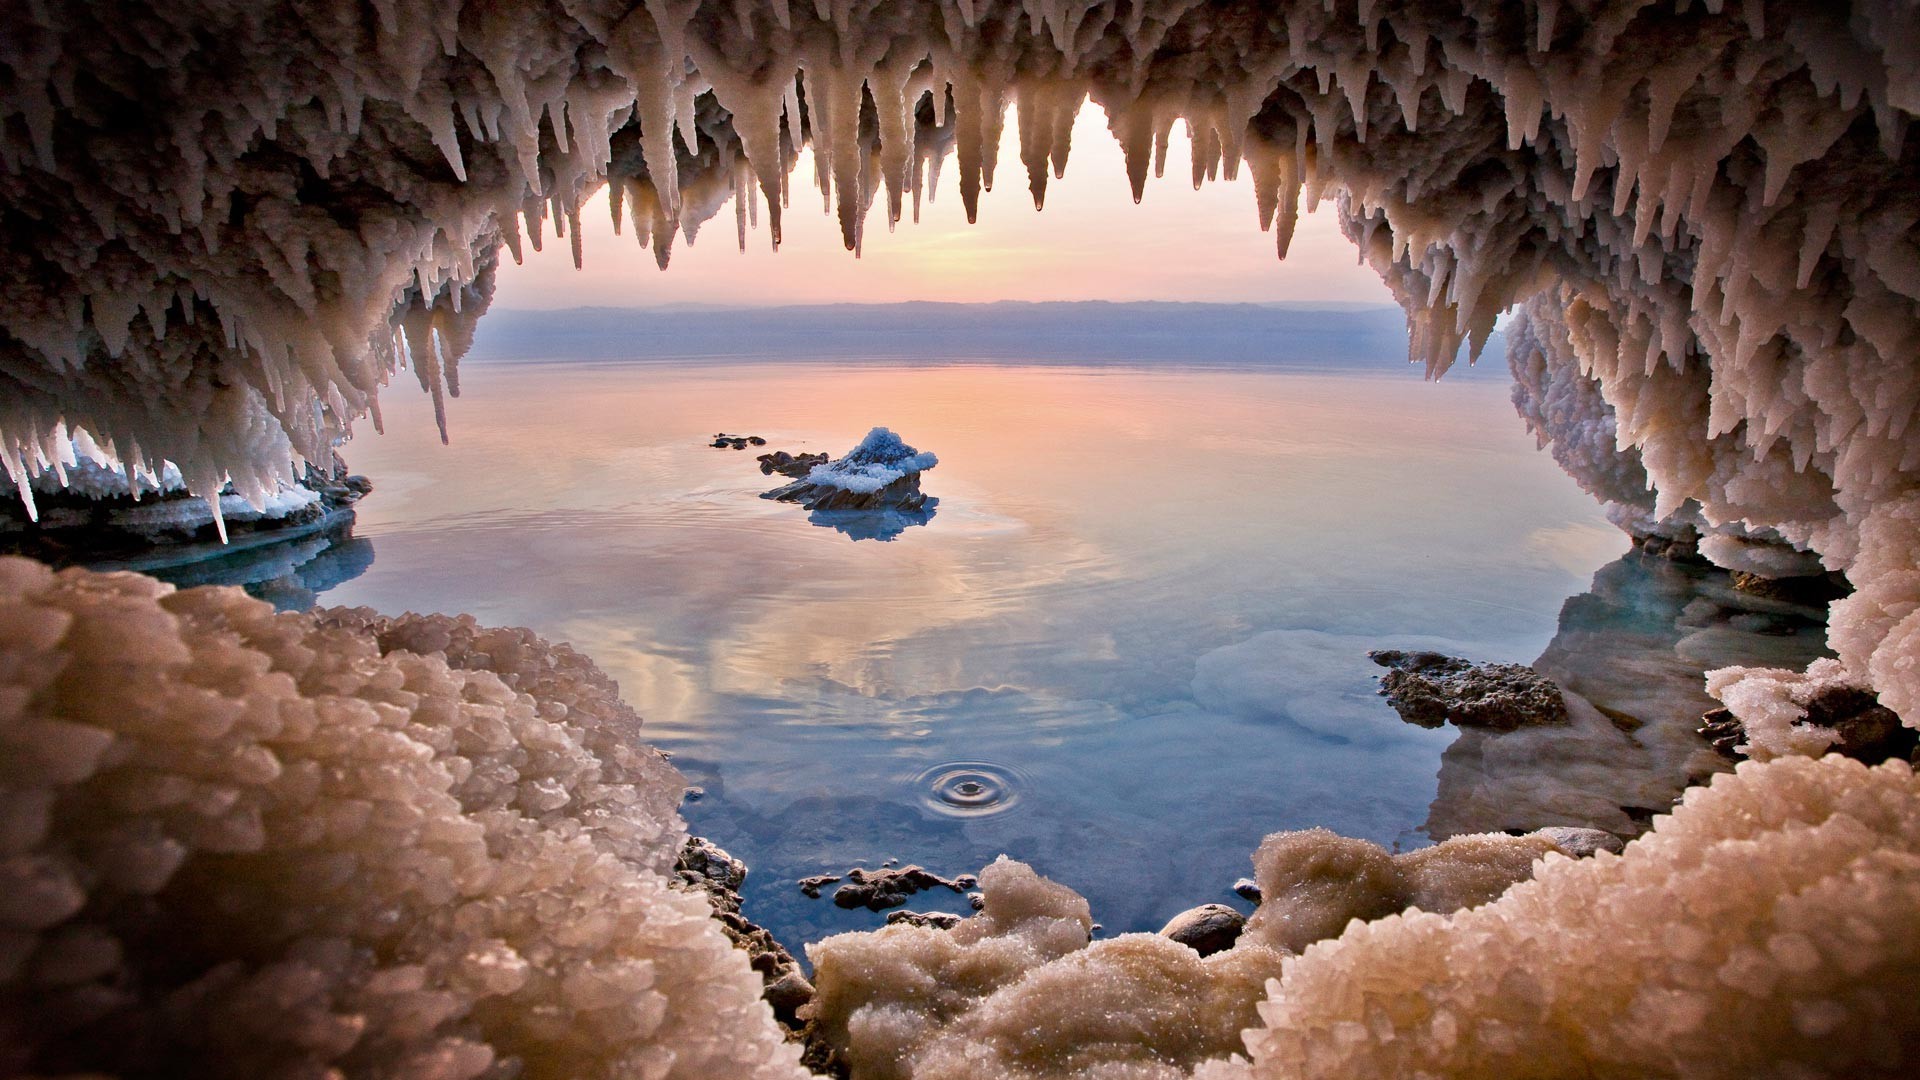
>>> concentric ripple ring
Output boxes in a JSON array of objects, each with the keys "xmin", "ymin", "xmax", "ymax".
[{"xmin": 911, "ymin": 761, "xmax": 1027, "ymax": 818}]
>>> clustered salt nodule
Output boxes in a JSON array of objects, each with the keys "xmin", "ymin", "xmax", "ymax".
[
  {"xmin": 1236, "ymin": 756, "xmax": 1920, "ymax": 1079},
  {"xmin": 0, "ymin": 557, "xmax": 805, "ymax": 1079},
  {"xmin": 811, "ymin": 760, "xmax": 1920, "ymax": 1079}
]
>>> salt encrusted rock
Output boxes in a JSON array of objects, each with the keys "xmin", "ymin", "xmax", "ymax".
[
  {"xmin": 762, "ymin": 428, "xmax": 936, "ymax": 514},
  {"xmin": 1232, "ymin": 878, "xmax": 1263, "ymax": 903},
  {"xmin": 884, "ymin": 910, "xmax": 964, "ymax": 930},
  {"xmin": 0, "ymin": 559, "xmax": 805, "ymax": 1079},
  {"xmin": 0, "ymin": 453, "xmax": 369, "ymax": 564},
  {"xmin": 1533, "ymin": 826, "xmax": 1625, "ymax": 859},
  {"xmin": 1702, "ymin": 673, "xmax": 1918, "ymax": 767},
  {"xmin": 806, "ymin": 856, "xmax": 1287, "ymax": 1080},
  {"xmin": 1369, "ymin": 650, "xmax": 1569, "ymax": 730},
  {"xmin": 1158, "ymin": 904, "xmax": 1245, "ymax": 957}
]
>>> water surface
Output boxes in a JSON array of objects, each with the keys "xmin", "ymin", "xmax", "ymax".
[{"xmin": 303, "ymin": 357, "xmax": 1627, "ymax": 946}]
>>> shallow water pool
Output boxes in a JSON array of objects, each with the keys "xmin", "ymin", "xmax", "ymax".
[{"xmin": 283, "ymin": 355, "xmax": 1636, "ymax": 947}]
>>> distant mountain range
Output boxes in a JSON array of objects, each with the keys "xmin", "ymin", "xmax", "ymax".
[{"xmin": 466, "ymin": 300, "xmax": 1508, "ymax": 374}]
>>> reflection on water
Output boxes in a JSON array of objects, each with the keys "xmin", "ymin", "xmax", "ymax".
[
  {"xmin": 1423, "ymin": 552, "xmax": 1833, "ymax": 839},
  {"xmin": 310, "ymin": 357, "xmax": 1642, "ymax": 947},
  {"xmin": 125, "ymin": 517, "xmax": 375, "ymax": 612},
  {"xmin": 808, "ymin": 502, "xmax": 938, "ymax": 541}
]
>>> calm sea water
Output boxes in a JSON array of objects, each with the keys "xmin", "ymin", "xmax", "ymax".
[{"xmin": 233, "ymin": 357, "xmax": 1636, "ymax": 948}]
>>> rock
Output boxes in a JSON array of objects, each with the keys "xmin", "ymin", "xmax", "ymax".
[
  {"xmin": 1, "ymin": 452, "xmax": 368, "ymax": 565},
  {"xmin": 1699, "ymin": 707, "xmax": 1745, "ymax": 759},
  {"xmin": 1536, "ymin": 827, "xmax": 1625, "ymax": 858},
  {"xmin": 797, "ymin": 873, "xmax": 842, "ymax": 899},
  {"xmin": 762, "ymin": 427, "xmax": 936, "ymax": 513},
  {"xmin": 1705, "ymin": 686, "xmax": 1918, "ymax": 765},
  {"xmin": 764, "ymin": 970, "xmax": 814, "ymax": 1025},
  {"xmin": 671, "ymin": 837, "xmax": 807, "ymax": 1030},
  {"xmin": 675, "ymin": 836, "xmax": 747, "ymax": 897},
  {"xmin": 758, "ymin": 450, "xmax": 831, "ymax": 478},
  {"xmin": 711, "ymin": 433, "xmax": 761, "ymax": 450},
  {"xmin": 1158, "ymin": 904, "xmax": 1245, "ymax": 957},
  {"xmin": 1232, "ymin": 878, "xmax": 1262, "ymax": 903},
  {"xmin": 967, "ymin": 892, "xmax": 985, "ymax": 911},
  {"xmin": 825, "ymin": 865, "xmax": 967, "ymax": 912},
  {"xmin": 1729, "ymin": 569, "xmax": 1849, "ymax": 606},
  {"xmin": 1369, "ymin": 650, "xmax": 1569, "ymax": 730},
  {"xmin": 885, "ymin": 910, "xmax": 963, "ymax": 930}
]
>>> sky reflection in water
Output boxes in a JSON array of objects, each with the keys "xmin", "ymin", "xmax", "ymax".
[{"xmin": 307, "ymin": 357, "xmax": 1628, "ymax": 948}]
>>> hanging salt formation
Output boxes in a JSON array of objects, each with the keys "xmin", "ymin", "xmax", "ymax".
[{"xmin": 3, "ymin": 2, "xmax": 1920, "ymax": 1075}]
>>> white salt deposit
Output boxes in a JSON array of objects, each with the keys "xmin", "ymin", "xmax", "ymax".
[
  {"xmin": 0, "ymin": 558, "xmax": 804, "ymax": 1079},
  {"xmin": 804, "ymin": 428, "xmax": 939, "ymax": 494},
  {"xmin": 1237, "ymin": 756, "xmax": 1920, "ymax": 1079}
]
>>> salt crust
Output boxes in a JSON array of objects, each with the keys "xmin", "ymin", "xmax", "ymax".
[
  {"xmin": 5, "ymin": 559, "xmax": 1918, "ymax": 1077},
  {"xmin": 808, "ymin": 832, "xmax": 1563, "ymax": 1079},
  {"xmin": 0, "ymin": 557, "xmax": 804, "ymax": 1079},
  {"xmin": 1237, "ymin": 755, "xmax": 1920, "ymax": 1079},
  {"xmin": 814, "ymin": 758, "xmax": 1920, "ymax": 1079}
]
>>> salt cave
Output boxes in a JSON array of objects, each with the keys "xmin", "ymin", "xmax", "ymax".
[{"xmin": 3, "ymin": 0, "xmax": 1920, "ymax": 1077}]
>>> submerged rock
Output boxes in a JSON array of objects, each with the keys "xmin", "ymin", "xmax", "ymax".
[
  {"xmin": 826, "ymin": 865, "xmax": 968, "ymax": 912},
  {"xmin": 711, "ymin": 433, "xmax": 766, "ymax": 449},
  {"xmin": 762, "ymin": 427, "xmax": 936, "ymax": 513},
  {"xmin": 1369, "ymin": 649, "xmax": 1569, "ymax": 730}
]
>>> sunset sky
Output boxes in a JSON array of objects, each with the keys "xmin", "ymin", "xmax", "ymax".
[{"xmin": 493, "ymin": 103, "xmax": 1396, "ymax": 309}]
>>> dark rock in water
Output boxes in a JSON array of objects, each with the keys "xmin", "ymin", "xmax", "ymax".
[
  {"xmin": 828, "ymin": 865, "xmax": 967, "ymax": 912},
  {"xmin": 797, "ymin": 873, "xmax": 843, "ymax": 899},
  {"xmin": 1369, "ymin": 650, "xmax": 1568, "ymax": 730},
  {"xmin": 1537, "ymin": 826, "xmax": 1626, "ymax": 858},
  {"xmin": 1232, "ymin": 877, "xmax": 1262, "ymax": 903},
  {"xmin": 885, "ymin": 910, "xmax": 964, "ymax": 930},
  {"xmin": 967, "ymin": 892, "xmax": 985, "ymax": 911},
  {"xmin": 1158, "ymin": 904, "xmax": 1245, "ymax": 957},
  {"xmin": 767, "ymin": 472, "xmax": 930, "ymax": 513},
  {"xmin": 672, "ymin": 837, "xmax": 808, "ymax": 1030},
  {"xmin": 758, "ymin": 450, "xmax": 831, "ymax": 477},
  {"xmin": 711, "ymin": 433, "xmax": 763, "ymax": 450},
  {"xmin": 762, "ymin": 427, "xmax": 937, "ymax": 514},
  {"xmin": 1703, "ymin": 686, "xmax": 1917, "ymax": 765}
]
